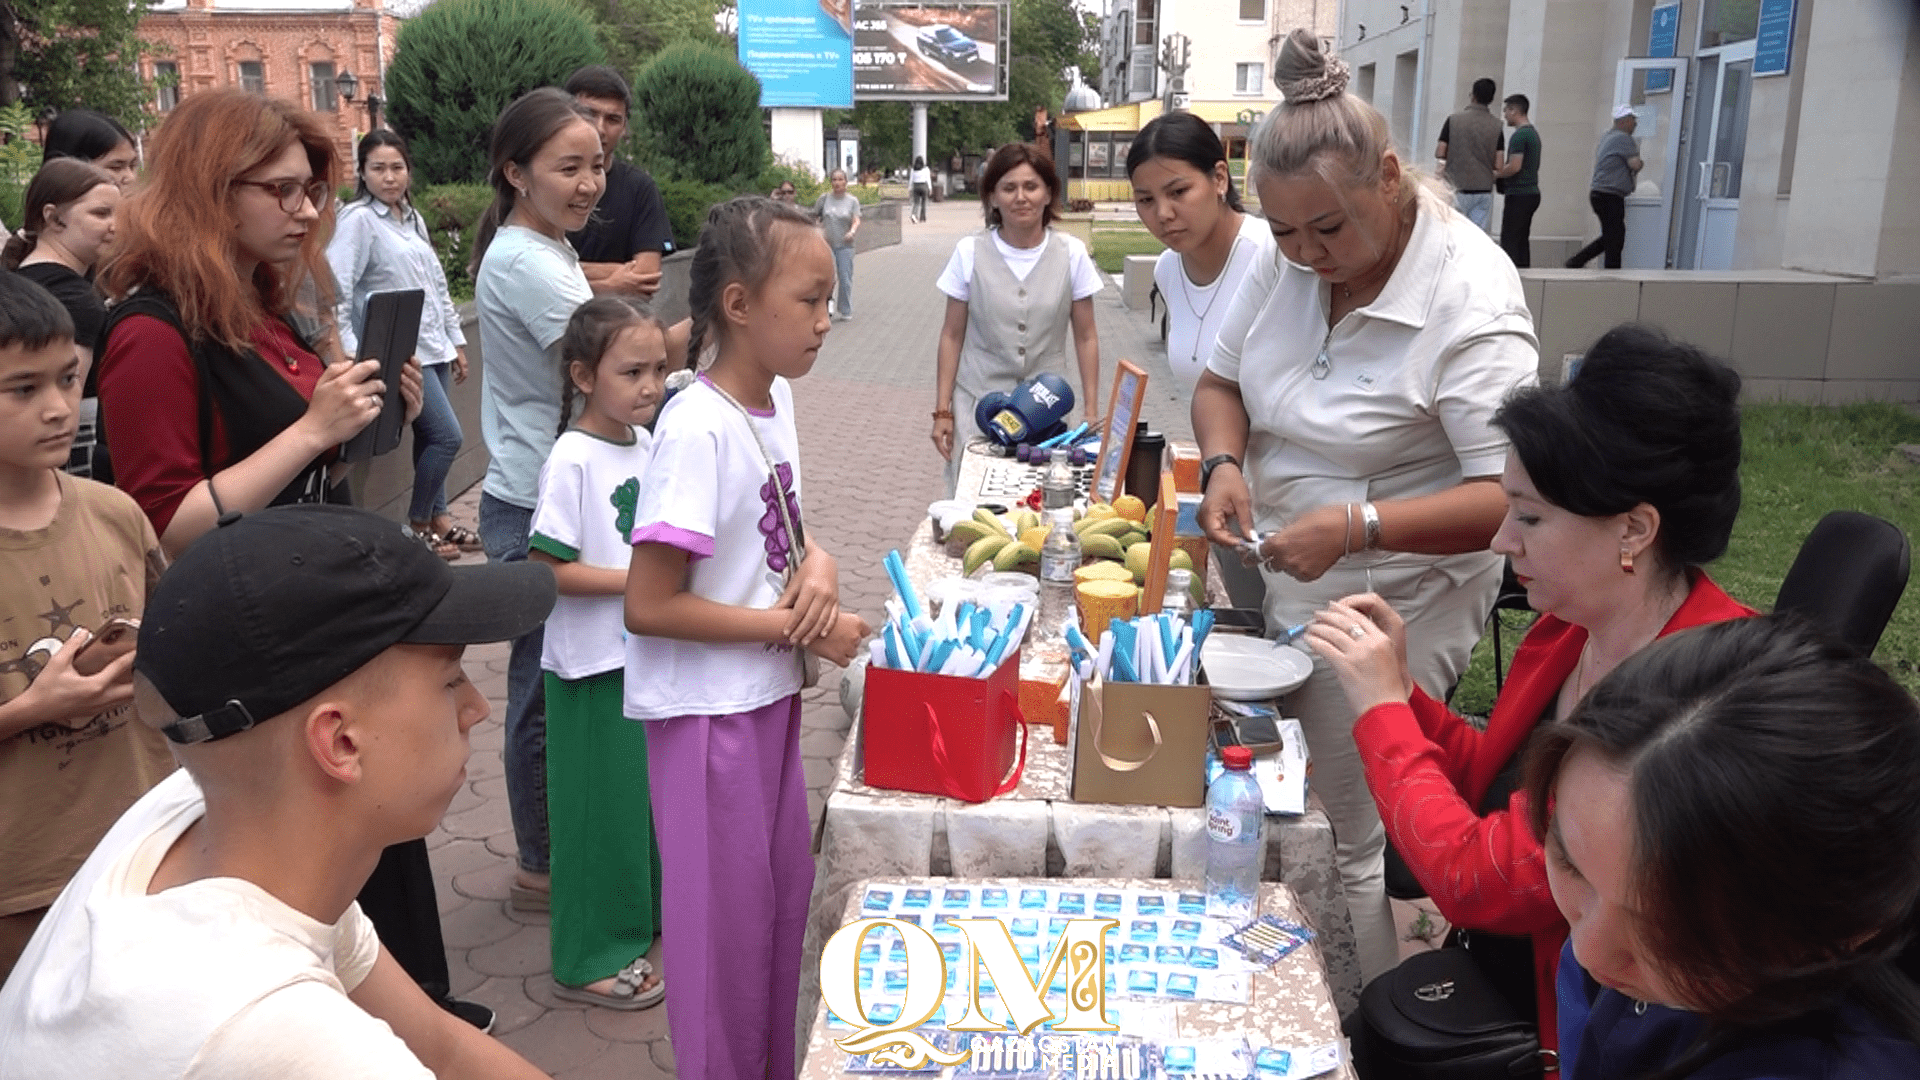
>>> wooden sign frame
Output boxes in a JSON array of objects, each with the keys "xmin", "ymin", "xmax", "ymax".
[
  {"xmin": 1092, "ymin": 360, "xmax": 1148, "ymax": 506},
  {"xmin": 1141, "ymin": 472, "xmax": 1180, "ymax": 611}
]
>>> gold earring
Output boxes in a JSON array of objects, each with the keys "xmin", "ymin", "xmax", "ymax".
[{"xmin": 1620, "ymin": 546, "xmax": 1636, "ymax": 574}]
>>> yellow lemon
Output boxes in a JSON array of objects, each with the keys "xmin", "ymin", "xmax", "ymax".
[
  {"xmin": 1113, "ymin": 494, "xmax": 1147, "ymax": 522},
  {"xmin": 1020, "ymin": 526, "xmax": 1052, "ymax": 552}
]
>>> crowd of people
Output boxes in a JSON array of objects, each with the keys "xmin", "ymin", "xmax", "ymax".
[{"xmin": 0, "ymin": 27, "xmax": 1916, "ymax": 1080}]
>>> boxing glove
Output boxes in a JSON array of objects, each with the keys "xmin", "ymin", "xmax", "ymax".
[{"xmin": 976, "ymin": 373, "xmax": 1075, "ymax": 446}]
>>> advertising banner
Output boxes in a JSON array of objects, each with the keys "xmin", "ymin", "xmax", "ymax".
[
  {"xmin": 739, "ymin": 0, "xmax": 854, "ymax": 108},
  {"xmin": 854, "ymin": 1, "xmax": 1009, "ymax": 100}
]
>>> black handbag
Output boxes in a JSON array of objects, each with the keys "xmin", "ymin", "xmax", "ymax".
[{"xmin": 1355, "ymin": 947, "xmax": 1547, "ymax": 1079}]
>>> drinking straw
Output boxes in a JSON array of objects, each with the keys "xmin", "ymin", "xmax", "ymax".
[
  {"xmin": 1158, "ymin": 615, "xmax": 1178, "ymax": 669},
  {"xmin": 1168, "ymin": 629, "xmax": 1195, "ymax": 685},
  {"xmin": 1096, "ymin": 630, "xmax": 1116, "ymax": 683},
  {"xmin": 1191, "ymin": 609, "xmax": 1215, "ymax": 654},
  {"xmin": 885, "ymin": 550, "xmax": 923, "ymax": 620},
  {"xmin": 925, "ymin": 638, "xmax": 957, "ymax": 674},
  {"xmin": 883, "ymin": 623, "xmax": 905, "ymax": 669}
]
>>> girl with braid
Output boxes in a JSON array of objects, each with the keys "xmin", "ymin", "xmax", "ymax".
[
  {"xmin": 528, "ymin": 296, "xmax": 671, "ymax": 1009},
  {"xmin": 623, "ymin": 196, "xmax": 869, "ymax": 1079}
]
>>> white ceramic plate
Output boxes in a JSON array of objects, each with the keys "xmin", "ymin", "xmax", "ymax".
[{"xmin": 1201, "ymin": 634, "xmax": 1315, "ymax": 701}]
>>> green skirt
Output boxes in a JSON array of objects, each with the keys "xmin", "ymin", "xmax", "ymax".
[{"xmin": 544, "ymin": 669, "xmax": 663, "ymax": 986}]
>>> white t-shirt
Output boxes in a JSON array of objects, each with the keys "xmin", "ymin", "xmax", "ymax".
[
  {"xmin": 1154, "ymin": 213, "xmax": 1277, "ymax": 397},
  {"xmin": 910, "ymin": 167, "xmax": 932, "ymax": 187},
  {"xmin": 0, "ymin": 770, "xmax": 429, "ymax": 1080},
  {"xmin": 476, "ymin": 225, "xmax": 593, "ymax": 510},
  {"xmin": 1207, "ymin": 200, "xmax": 1538, "ymax": 533},
  {"xmin": 936, "ymin": 229, "xmax": 1105, "ymax": 303},
  {"xmin": 624, "ymin": 376, "xmax": 807, "ymax": 720},
  {"xmin": 532, "ymin": 426, "xmax": 654, "ymax": 680}
]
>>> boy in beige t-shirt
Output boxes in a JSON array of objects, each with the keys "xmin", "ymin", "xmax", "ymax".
[{"xmin": 0, "ymin": 275, "xmax": 173, "ymax": 980}]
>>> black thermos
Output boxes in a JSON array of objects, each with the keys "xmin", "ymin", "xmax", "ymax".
[{"xmin": 1124, "ymin": 422, "xmax": 1165, "ymax": 502}]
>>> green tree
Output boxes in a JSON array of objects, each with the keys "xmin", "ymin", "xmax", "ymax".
[
  {"xmin": 569, "ymin": 0, "xmax": 726, "ymax": 79},
  {"xmin": 2, "ymin": 0, "xmax": 160, "ymax": 128},
  {"xmin": 630, "ymin": 42, "xmax": 767, "ymax": 186},
  {"xmin": 385, "ymin": 0, "xmax": 605, "ymax": 184}
]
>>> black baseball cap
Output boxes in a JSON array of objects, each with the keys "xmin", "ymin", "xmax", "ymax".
[{"xmin": 137, "ymin": 504, "xmax": 556, "ymax": 745}]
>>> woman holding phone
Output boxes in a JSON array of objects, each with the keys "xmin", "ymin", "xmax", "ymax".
[{"xmin": 97, "ymin": 89, "xmax": 422, "ymax": 558}]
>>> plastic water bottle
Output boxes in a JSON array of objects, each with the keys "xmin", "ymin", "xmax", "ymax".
[
  {"xmin": 1038, "ymin": 507, "xmax": 1081, "ymax": 642},
  {"xmin": 1041, "ymin": 448, "xmax": 1078, "ymax": 511},
  {"xmin": 1162, "ymin": 567, "xmax": 1193, "ymax": 618},
  {"xmin": 1205, "ymin": 745, "xmax": 1264, "ymax": 922}
]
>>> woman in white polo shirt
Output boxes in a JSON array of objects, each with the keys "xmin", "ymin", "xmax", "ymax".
[{"xmin": 1193, "ymin": 30, "xmax": 1538, "ymax": 986}]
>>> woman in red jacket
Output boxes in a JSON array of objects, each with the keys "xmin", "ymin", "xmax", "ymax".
[{"xmin": 1304, "ymin": 323, "xmax": 1751, "ymax": 1054}]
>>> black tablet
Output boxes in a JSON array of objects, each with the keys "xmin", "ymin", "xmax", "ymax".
[{"xmin": 338, "ymin": 289, "xmax": 425, "ymax": 462}]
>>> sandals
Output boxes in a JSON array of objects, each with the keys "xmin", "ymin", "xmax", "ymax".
[
  {"xmin": 552, "ymin": 957, "xmax": 665, "ymax": 1011},
  {"xmin": 407, "ymin": 523, "xmax": 462, "ymax": 562},
  {"xmin": 510, "ymin": 872, "xmax": 550, "ymax": 912},
  {"xmin": 439, "ymin": 524, "xmax": 484, "ymax": 552}
]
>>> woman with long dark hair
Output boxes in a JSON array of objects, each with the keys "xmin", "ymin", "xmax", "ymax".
[
  {"xmin": 1526, "ymin": 615, "xmax": 1920, "ymax": 1078},
  {"xmin": 471, "ymin": 86, "xmax": 606, "ymax": 914},
  {"xmin": 328, "ymin": 128, "xmax": 471, "ymax": 560},
  {"xmin": 3, "ymin": 160, "xmax": 119, "ymax": 371},
  {"xmin": 43, "ymin": 109, "xmax": 138, "ymax": 190},
  {"xmin": 1127, "ymin": 112, "xmax": 1274, "ymax": 396}
]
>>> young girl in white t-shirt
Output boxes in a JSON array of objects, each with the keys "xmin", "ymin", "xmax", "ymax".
[
  {"xmin": 528, "ymin": 297, "xmax": 670, "ymax": 1011},
  {"xmin": 624, "ymin": 196, "xmax": 870, "ymax": 1080}
]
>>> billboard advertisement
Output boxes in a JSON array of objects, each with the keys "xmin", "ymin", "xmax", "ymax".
[
  {"xmin": 739, "ymin": 0, "xmax": 855, "ymax": 108},
  {"xmin": 854, "ymin": 2, "xmax": 1009, "ymax": 100}
]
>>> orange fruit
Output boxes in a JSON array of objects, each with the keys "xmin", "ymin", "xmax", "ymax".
[{"xmin": 1113, "ymin": 494, "xmax": 1147, "ymax": 522}]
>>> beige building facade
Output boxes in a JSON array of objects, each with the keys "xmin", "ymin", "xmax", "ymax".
[{"xmin": 1335, "ymin": 0, "xmax": 1920, "ymax": 280}]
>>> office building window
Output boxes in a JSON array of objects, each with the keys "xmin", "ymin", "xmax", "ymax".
[
  {"xmin": 1133, "ymin": 0, "xmax": 1155, "ymax": 47},
  {"xmin": 1235, "ymin": 63, "xmax": 1263, "ymax": 94},
  {"xmin": 1239, "ymin": 0, "xmax": 1264, "ymax": 20},
  {"xmin": 310, "ymin": 62, "xmax": 337, "ymax": 111},
  {"xmin": 153, "ymin": 61, "xmax": 179, "ymax": 111},
  {"xmin": 238, "ymin": 60, "xmax": 264, "ymax": 93}
]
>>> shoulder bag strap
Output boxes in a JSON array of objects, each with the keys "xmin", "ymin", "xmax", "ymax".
[{"xmin": 702, "ymin": 379, "xmax": 806, "ymax": 580}]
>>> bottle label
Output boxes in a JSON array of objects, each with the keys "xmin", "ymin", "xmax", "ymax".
[
  {"xmin": 1206, "ymin": 807, "xmax": 1242, "ymax": 842},
  {"xmin": 1040, "ymin": 555, "xmax": 1075, "ymax": 583}
]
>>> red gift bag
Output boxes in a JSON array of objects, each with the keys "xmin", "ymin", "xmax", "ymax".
[{"xmin": 862, "ymin": 652, "xmax": 1030, "ymax": 802}]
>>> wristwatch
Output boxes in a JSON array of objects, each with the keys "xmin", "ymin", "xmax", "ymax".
[{"xmin": 1200, "ymin": 454, "xmax": 1241, "ymax": 492}]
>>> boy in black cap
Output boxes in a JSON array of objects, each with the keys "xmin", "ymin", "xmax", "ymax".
[{"xmin": 0, "ymin": 504, "xmax": 557, "ymax": 1079}]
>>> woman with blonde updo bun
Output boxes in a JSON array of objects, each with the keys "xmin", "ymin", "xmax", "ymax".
[{"xmin": 1192, "ymin": 29, "xmax": 1539, "ymax": 985}]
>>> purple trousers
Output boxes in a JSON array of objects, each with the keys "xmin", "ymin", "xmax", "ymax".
[{"xmin": 645, "ymin": 694, "xmax": 815, "ymax": 1080}]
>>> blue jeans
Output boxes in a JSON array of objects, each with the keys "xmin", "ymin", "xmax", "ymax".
[
  {"xmin": 832, "ymin": 244, "xmax": 855, "ymax": 316},
  {"xmin": 479, "ymin": 493, "xmax": 549, "ymax": 874},
  {"xmin": 1455, "ymin": 191, "xmax": 1493, "ymax": 230},
  {"xmin": 408, "ymin": 364, "xmax": 462, "ymax": 524}
]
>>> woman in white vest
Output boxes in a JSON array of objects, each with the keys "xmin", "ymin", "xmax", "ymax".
[
  {"xmin": 931, "ymin": 143, "xmax": 1104, "ymax": 496},
  {"xmin": 1193, "ymin": 30, "xmax": 1538, "ymax": 986}
]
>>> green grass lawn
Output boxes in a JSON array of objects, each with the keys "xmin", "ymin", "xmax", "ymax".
[
  {"xmin": 1448, "ymin": 402, "xmax": 1920, "ymax": 715},
  {"xmin": 1090, "ymin": 224, "xmax": 1166, "ymax": 274}
]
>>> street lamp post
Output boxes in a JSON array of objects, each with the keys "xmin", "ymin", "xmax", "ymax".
[{"xmin": 335, "ymin": 69, "xmax": 382, "ymax": 131}]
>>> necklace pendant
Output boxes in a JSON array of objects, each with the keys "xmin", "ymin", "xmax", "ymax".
[{"xmin": 1310, "ymin": 349, "xmax": 1332, "ymax": 380}]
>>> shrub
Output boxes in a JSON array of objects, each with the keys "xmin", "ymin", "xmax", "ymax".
[
  {"xmin": 415, "ymin": 183, "xmax": 496, "ymax": 302},
  {"xmin": 756, "ymin": 160, "xmax": 826, "ymax": 205},
  {"xmin": 655, "ymin": 177, "xmax": 736, "ymax": 252},
  {"xmin": 631, "ymin": 43, "xmax": 768, "ymax": 187},
  {"xmin": 385, "ymin": 0, "xmax": 605, "ymax": 185}
]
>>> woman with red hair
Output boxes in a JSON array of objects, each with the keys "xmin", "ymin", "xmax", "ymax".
[
  {"xmin": 97, "ymin": 89, "xmax": 419, "ymax": 558},
  {"xmin": 91, "ymin": 90, "xmax": 495, "ymax": 1033}
]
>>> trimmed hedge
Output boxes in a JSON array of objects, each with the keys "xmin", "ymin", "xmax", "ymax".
[{"xmin": 631, "ymin": 43, "xmax": 768, "ymax": 187}]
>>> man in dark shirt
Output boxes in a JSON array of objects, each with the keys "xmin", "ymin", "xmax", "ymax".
[
  {"xmin": 1495, "ymin": 94, "xmax": 1542, "ymax": 267},
  {"xmin": 1566, "ymin": 105, "xmax": 1644, "ymax": 269},
  {"xmin": 564, "ymin": 65, "xmax": 673, "ymax": 298}
]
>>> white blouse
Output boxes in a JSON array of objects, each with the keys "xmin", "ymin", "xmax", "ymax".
[
  {"xmin": 1155, "ymin": 212, "xmax": 1277, "ymax": 396},
  {"xmin": 1207, "ymin": 199, "xmax": 1539, "ymax": 537}
]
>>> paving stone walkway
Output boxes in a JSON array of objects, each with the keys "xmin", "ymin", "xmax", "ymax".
[{"xmin": 428, "ymin": 196, "xmax": 1194, "ymax": 1077}]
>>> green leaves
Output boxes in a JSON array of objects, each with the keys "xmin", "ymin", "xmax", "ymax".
[
  {"xmin": 385, "ymin": 0, "xmax": 606, "ymax": 184},
  {"xmin": 629, "ymin": 42, "xmax": 767, "ymax": 187},
  {"xmin": 6, "ymin": 0, "xmax": 162, "ymax": 129}
]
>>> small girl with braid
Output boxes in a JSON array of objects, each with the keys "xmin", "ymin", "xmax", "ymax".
[
  {"xmin": 528, "ymin": 296, "xmax": 671, "ymax": 1010},
  {"xmin": 625, "ymin": 195, "xmax": 869, "ymax": 1078}
]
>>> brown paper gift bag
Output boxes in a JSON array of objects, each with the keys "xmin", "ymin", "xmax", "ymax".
[{"xmin": 1069, "ymin": 677, "xmax": 1213, "ymax": 808}]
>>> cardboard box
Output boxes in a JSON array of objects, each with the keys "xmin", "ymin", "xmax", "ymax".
[{"xmin": 1068, "ymin": 677, "xmax": 1213, "ymax": 808}]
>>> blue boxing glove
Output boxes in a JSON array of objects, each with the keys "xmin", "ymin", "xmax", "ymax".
[{"xmin": 975, "ymin": 373, "xmax": 1075, "ymax": 446}]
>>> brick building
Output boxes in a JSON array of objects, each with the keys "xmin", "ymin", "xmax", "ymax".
[{"xmin": 139, "ymin": 0, "xmax": 402, "ymax": 168}]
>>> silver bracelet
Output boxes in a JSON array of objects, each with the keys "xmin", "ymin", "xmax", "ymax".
[
  {"xmin": 1361, "ymin": 501, "xmax": 1382, "ymax": 551},
  {"xmin": 1343, "ymin": 502, "xmax": 1354, "ymax": 558}
]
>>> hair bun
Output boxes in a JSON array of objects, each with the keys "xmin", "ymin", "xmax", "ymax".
[{"xmin": 1273, "ymin": 28, "xmax": 1349, "ymax": 103}]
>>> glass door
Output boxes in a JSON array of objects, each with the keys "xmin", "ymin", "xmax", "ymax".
[{"xmin": 1689, "ymin": 43, "xmax": 1753, "ymax": 269}]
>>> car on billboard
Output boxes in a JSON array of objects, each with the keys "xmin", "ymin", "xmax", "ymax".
[{"xmin": 916, "ymin": 24, "xmax": 980, "ymax": 65}]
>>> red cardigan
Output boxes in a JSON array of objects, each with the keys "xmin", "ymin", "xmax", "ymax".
[{"xmin": 1352, "ymin": 572, "xmax": 1753, "ymax": 1049}]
